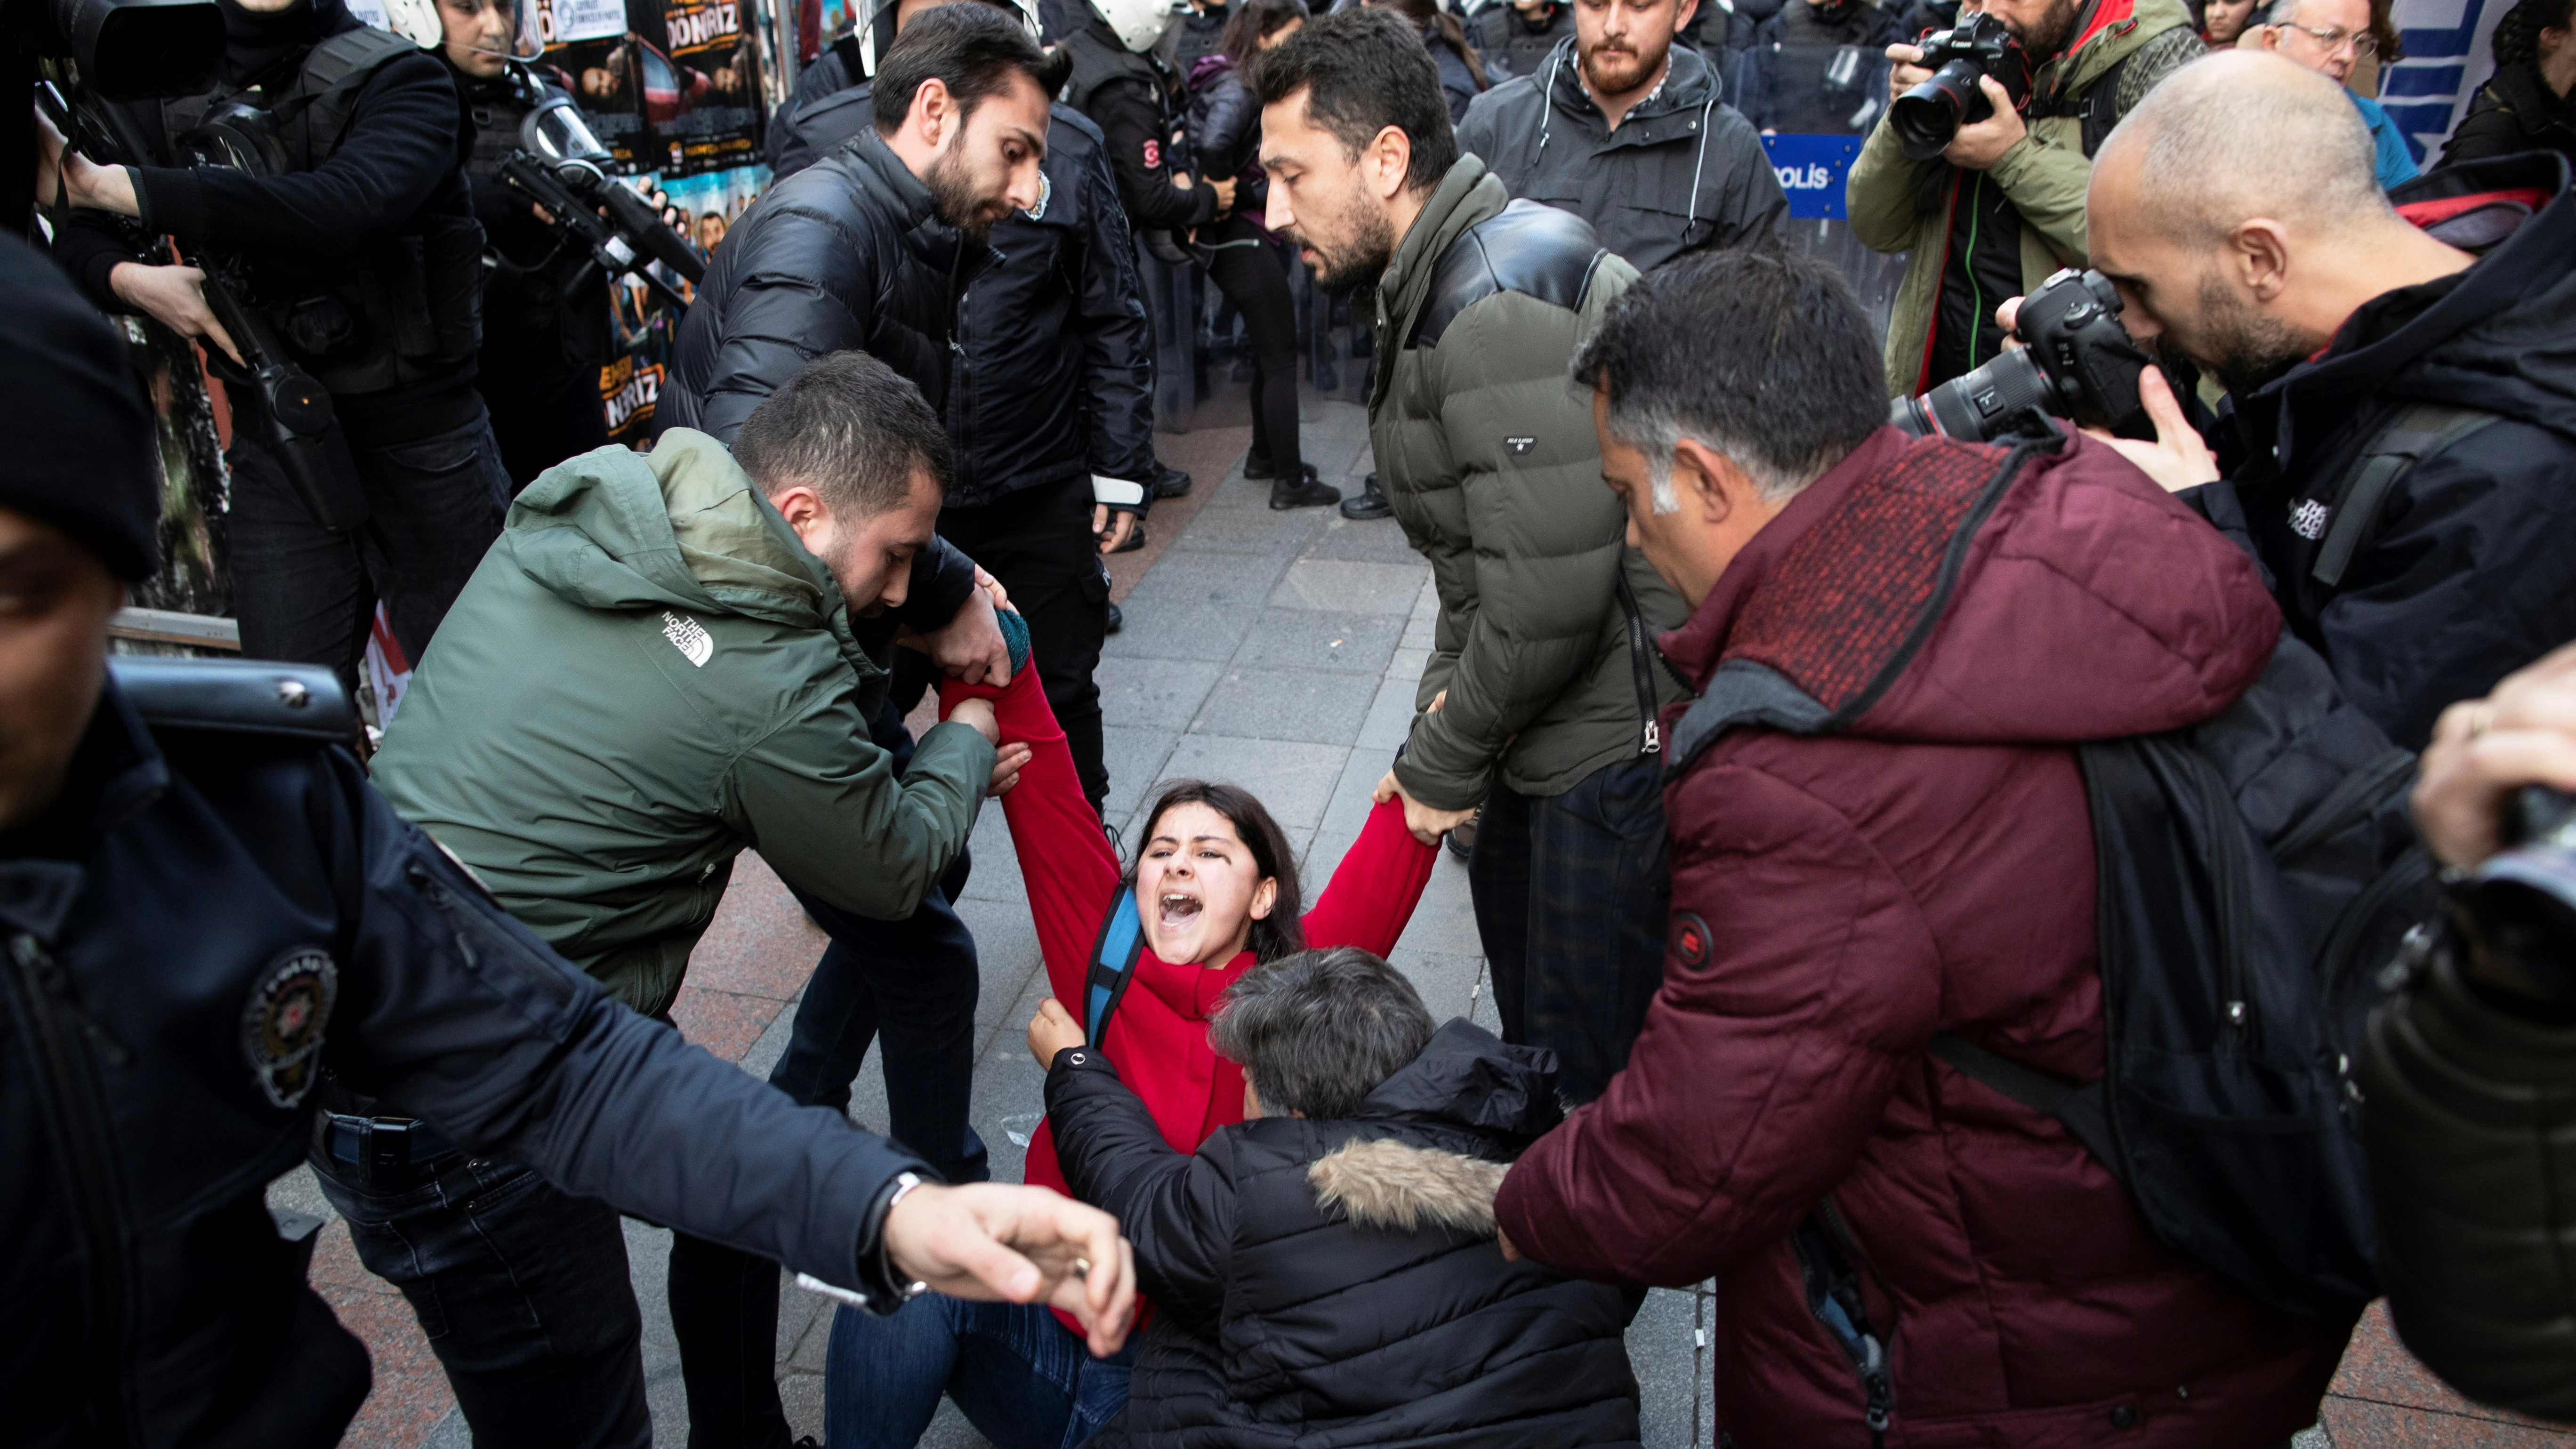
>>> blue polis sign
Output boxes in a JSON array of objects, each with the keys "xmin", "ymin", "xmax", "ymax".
[{"xmin": 1760, "ymin": 133, "xmax": 1863, "ymax": 221}]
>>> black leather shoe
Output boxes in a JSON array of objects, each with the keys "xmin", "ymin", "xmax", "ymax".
[
  {"xmin": 1339, "ymin": 471, "xmax": 1393, "ymax": 521},
  {"xmin": 1152, "ymin": 462, "xmax": 1193, "ymax": 499},
  {"xmin": 1105, "ymin": 601, "xmax": 1123, "ymax": 635},
  {"xmin": 1241, "ymin": 450, "xmax": 1276, "ymax": 480},
  {"xmin": 1268, "ymin": 465, "xmax": 1340, "ymax": 510},
  {"xmin": 1445, "ymin": 808, "xmax": 1478, "ymax": 862}
]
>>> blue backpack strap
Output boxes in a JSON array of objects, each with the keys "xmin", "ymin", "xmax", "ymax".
[{"xmin": 1085, "ymin": 887, "xmax": 1147, "ymax": 1044}]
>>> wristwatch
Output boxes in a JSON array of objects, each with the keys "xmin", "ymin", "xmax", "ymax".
[{"xmin": 798, "ymin": 1170, "xmax": 932, "ymax": 1315}]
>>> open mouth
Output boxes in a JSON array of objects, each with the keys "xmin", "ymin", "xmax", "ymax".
[{"xmin": 1156, "ymin": 892, "xmax": 1204, "ymax": 931}]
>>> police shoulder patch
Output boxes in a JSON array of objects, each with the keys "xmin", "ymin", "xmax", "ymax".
[
  {"xmin": 1142, "ymin": 137, "xmax": 1161, "ymax": 169},
  {"xmin": 242, "ymin": 946, "xmax": 338, "ymax": 1109},
  {"xmin": 1670, "ymin": 910, "xmax": 1713, "ymax": 970}
]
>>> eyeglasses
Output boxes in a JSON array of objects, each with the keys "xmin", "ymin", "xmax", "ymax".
[{"xmin": 2279, "ymin": 21, "xmax": 2379, "ymax": 56}]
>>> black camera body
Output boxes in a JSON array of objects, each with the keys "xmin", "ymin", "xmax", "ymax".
[
  {"xmin": 1891, "ymin": 267, "xmax": 2152, "ymax": 443},
  {"xmin": 1890, "ymin": 10, "xmax": 2031, "ymax": 161}
]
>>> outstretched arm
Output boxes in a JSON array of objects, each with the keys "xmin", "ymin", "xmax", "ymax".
[{"xmin": 1299, "ymin": 788, "xmax": 1441, "ymax": 957}]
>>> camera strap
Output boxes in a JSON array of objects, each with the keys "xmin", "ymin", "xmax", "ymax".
[
  {"xmin": 2310, "ymin": 402, "xmax": 2499, "ymax": 589},
  {"xmin": 1614, "ymin": 568, "xmax": 1683, "ymax": 757}
]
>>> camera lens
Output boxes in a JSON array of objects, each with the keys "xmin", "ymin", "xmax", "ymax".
[
  {"xmin": 52, "ymin": 0, "xmax": 225, "ymax": 98},
  {"xmin": 1890, "ymin": 60, "xmax": 1991, "ymax": 161},
  {"xmin": 1895, "ymin": 348, "xmax": 2054, "ymax": 443}
]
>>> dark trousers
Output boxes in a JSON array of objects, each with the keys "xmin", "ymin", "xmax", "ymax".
[
  {"xmin": 228, "ymin": 407, "xmax": 508, "ymax": 688},
  {"xmin": 481, "ymin": 365, "xmax": 610, "ymax": 492},
  {"xmin": 1467, "ymin": 752, "xmax": 1671, "ymax": 1104},
  {"xmin": 309, "ymin": 1153, "xmax": 651, "ymax": 1449},
  {"xmin": 1205, "ymin": 223, "xmax": 1302, "ymax": 481},
  {"xmin": 667, "ymin": 695, "xmax": 990, "ymax": 1449},
  {"xmin": 937, "ymin": 474, "xmax": 1112, "ymax": 811}
]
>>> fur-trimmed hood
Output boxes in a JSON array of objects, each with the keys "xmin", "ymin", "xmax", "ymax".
[{"xmin": 1310, "ymin": 1138, "xmax": 1509, "ymax": 1236}]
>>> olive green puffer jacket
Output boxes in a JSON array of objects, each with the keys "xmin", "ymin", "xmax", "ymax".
[
  {"xmin": 1368, "ymin": 159, "xmax": 1690, "ymax": 812},
  {"xmin": 371, "ymin": 429, "xmax": 994, "ymax": 1018}
]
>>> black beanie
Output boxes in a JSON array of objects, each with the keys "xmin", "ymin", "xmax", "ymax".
[{"xmin": 0, "ymin": 235, "xmax": 161, "ymax": 581}]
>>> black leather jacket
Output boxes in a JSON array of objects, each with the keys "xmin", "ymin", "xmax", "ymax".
[
  {"xmin": 769, "ymin": 79, "xmax": 1158, "ymax": 507},
  {"xmin": 662, "ymin": 126, "xmax": 986, "ymax": 443},
  {"xmin": 0, "ymin": 661, "xmax": 926, "ymax": 1449}
]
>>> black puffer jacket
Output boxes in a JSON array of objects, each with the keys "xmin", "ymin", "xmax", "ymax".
[
  {"xmin": 661, "ymin": 127, "xmax": 984, "ymax": 443},
  {"xmin": 2197, "ymin": 153, "xmax": 2576, "ymax": 751},
  {"xmin": 1473, "ymin": 0, "xmax": 1575, "ymax": 80},
  {"xmin": 768, "ymin": 86, "xmax": 1157, "ymax": 506},
  {"xmin": 2437, "ymin": 60, "xmax": 2576, "ymax": 172},
  {"xmin": 1048, "ymin": 1019, "xmax": 1642, "ymax": 1449}
]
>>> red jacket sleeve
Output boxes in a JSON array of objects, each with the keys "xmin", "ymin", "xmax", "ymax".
[
  {"xmin": 1491, "ymin": 760, "xmax": 1941, "ymax": 1286},
  {"xmin": 941, "ymin": 667, "xmax": 1119, "ymax": 1007},
  {"xmin": 1298, "ymin": 798, "xmax": 1440, "ymax": 956}
]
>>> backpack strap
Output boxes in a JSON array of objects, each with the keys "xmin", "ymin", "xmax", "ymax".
[
  {"xmin": 2310, "ymin": 402, "xmax": 2501, "ymax": 589},
  {"xmin": 1926, "ymin": 1031, "xmax": 2122, "ymax": 1172},
  {"xmin": 1083, "ymin": 886, "xmax": 1147, "ymax": 1044}
]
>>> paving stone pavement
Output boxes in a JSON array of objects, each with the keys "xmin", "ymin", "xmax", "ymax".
[{"xmin": 279, "ymin": 394, "xmax": 2573, "ymax": 1449}]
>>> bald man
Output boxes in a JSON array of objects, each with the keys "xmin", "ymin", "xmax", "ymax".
[{"xmin": 2065, "ymin": 51, "xmax": 2576, "ymax": 751}]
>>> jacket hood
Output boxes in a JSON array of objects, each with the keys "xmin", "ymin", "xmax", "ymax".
[
  {"xmin": 1664, "ymin": 427, "xmax": 2280, "ymax": 753},
  {"xmin": 2255, "ymin": 153, "xmax": 2576, "ymax": 451},
  {"xmin": 502, "ymin": 431, "xmax": 865, "ymax": 655},
  {"xmin": 1352, "ymin": 1018, "xmax": 1566, "ymax": 1143},
  {"xmin": 1309, "ymin": 1138, "xmax": 1507, "ymax": 1234}
]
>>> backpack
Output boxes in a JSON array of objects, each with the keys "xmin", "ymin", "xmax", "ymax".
[{"xmin": 1929, "ymin": 620, "xmax": 2430, "ymax": 1318}]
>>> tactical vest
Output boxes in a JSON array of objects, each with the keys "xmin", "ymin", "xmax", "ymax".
[
  {"xmin": 1059, "ymin": 27, "xmax": 1165, "ymax": 120},
  {"xmin": 166, "ymin": 26, "xmax": 484, "ymax": 398}
]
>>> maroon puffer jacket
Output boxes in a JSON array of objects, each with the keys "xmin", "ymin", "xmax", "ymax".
[{"xmin": 1494, "ymin": 428, "xmax": 2360, "ymax": 1448}]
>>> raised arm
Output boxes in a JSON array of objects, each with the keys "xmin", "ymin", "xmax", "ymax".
[
  {"xmin": 1299, "ymin": 789, "xmax": 1440, "ymax": 956},
  {"xmin": 941, "ymin": 663, "xmax": 1122, "ymax": 1006}
]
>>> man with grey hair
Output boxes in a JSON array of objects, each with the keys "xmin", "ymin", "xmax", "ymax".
[
  {"xmin": 1493, "ymin": 245, "xmax": 2355, "ymax": 1444},
  {"xmin": 2067, "ymin": 48, "xmax": 2576, "ymax": 751},
  {"xmin": 2251, "ymin": 0, "xmax": 2419, "ymax": 188}
]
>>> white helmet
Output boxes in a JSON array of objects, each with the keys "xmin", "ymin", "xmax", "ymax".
[
  {"xmin": 1088, "ymin": 0, "xmax": 1183, "ymax": 54},
  {"xmin": 850, "ymin": 0, "xmax": 1046, "ymax": 75},
  {"xmin": 374, "ymin": 0, "xmax": 444, "ymax": 49}
]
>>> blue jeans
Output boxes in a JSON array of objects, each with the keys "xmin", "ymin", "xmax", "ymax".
[
  {"xmin": 1467, "ymin": 751, "xmax": 1672, "ymax": 1104},
  {"xmin": 308, "ymin": 1153, "xmax": 650, "ymax": 1449},
  {"xmin": 824, "ymin": 1297, "xmax": 1136, "ymax": 1449},
  {"xmin": 666, "ymin": 694, "xmax": 990, "ymax": 1449}
]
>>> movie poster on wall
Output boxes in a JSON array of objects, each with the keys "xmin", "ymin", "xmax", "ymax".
[
  {"xmin": 641, "ymin": 0, "xmax": 768, "ymax": 176},
  {"xmin": 534, "ymin": 0, "xmax": 649, "ymax": 168}
]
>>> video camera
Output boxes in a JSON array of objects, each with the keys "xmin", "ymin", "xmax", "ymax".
[
  {"xmin": 1890, "ymin": 11, "xmax": 2031, "ymax": 161},
  {"xmin": 1889, "ymin": 267, "xmax": 2152, "ymax": 443},
  {"xmin": 495, "ymin": 60, "xmax": 706, "ymax": 310}
]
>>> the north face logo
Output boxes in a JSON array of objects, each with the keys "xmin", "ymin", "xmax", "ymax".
[
  {"xmin": 661, "ymin": 610, "xmax": 713, "ymax": 667},
  {"xmin": 2288, "ymin": 499, "xmax": 2332, "ymax": 541}
]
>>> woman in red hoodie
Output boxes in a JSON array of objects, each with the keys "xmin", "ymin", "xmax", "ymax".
[{"xmin": 821, "ymin": 659, "xmax": 1441, "ymax": 1449}]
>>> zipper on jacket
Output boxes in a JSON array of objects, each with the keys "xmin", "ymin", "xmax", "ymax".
[
  {"xmin": 1794, "ymin": 1200, "xmax": 1894, "ymax": 1447},
  {"xmin": 8, "ymin": 931, "xmax": 140, "ymax": 1446}
]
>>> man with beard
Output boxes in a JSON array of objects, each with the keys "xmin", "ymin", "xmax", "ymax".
[
  {"xmin": 2056, "ymin": 50, "xmax": 2576, "ymax": 751},
  {"xmin": 1250, "ymin": 7, "xmax": 1691, "ymax": 1105},
  {"xmin": 1847, "ymin": 0, "xmax": 2203, "ymax": 395},
  {"xmin": 1457, "ymin": 0, "xmax": 1786, "ymax": 273}
]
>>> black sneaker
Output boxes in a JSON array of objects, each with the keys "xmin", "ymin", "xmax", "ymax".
[
  {"xmin": 1152, "ymin": 462, "xmax": 1193, "ymax": 499},
  {"xmin": 1445, "ymin": 808, "xmax": 1478, "ymax": 862},
  {"xmin": 1268, "ymin": 465, "xmax": 1340, "ymax": 511},
  {"xmin": 1105, "ymin": 601, "xmax": 1123, "ymax": 634},
  {"xmin": 1339, "ymin": 471, "xmax": 1393, "ymax": 521},
  {"xmin": 1241, "ymin": 450, "xmax": 1276, "ymax": 480}
]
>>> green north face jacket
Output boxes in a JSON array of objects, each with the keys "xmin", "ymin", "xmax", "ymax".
[
  {"xmin": 371, "ymin": 429, "xmax": 995, "ymax": 1019},
  {"xmin": 1369, "ymin": 158, "xmax": 1690, "ymax": 812}
]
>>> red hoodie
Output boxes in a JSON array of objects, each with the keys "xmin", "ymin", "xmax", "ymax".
[
  {"xmin": 1495, "ymin": 429, "xmax": 2356, "ymax": 1447},
  {"xmin": 940, "ymin": 667, "xmax": 1439, "ymax": 1205}
]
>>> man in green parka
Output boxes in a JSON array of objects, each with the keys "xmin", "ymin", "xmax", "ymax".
[{"xmin": 356, "ymin": 351, "xmax": 1028, "ymax": 1444}]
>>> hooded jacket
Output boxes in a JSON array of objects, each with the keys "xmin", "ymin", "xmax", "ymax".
[
  {"xmin": 1366, "ymin": 160, "xmax": 1691, "ymax": 810},
  {"xmin": 2437, "ymin": 60, "xmax": 2576, "ymax": 171},
  {"xmin": 1049, "ymin": 1019, "xmax": 1642, "ymax": 1448},
  {"xmin": 1494, "ymin": 427, "xmax": 2359, "ymax": 1446},
  {"xmin": 371, "ymin": 430, "xmax": 994, "ymax": 1019},
  {"xmin": 1, "ymin": 665, "xmax": 927, "ymax": 1449},
  {"xmin": 2194, "ymin": 153, "xmax": 2576, "ymax": 751},
  {"xmin": 1457, "ymin": 39, "xmax": 1787, "ymax": 273},
  {"xmin": 762, "ymin": 78, "xmax": 1158, "ymax": 510},
  {"xmin": 662, "ymin": 127, "xmax": 987, "ymax": 444},
  {"xmin": 1846, "ymin": 0, "xmax": 2202, "ymax": 395}
]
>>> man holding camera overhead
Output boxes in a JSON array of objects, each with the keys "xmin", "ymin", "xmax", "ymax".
[
  {"xmin": 40, "ymin": 0, "xmax": 510, "ymax": 687},
  {"xmin": 1845, "ymin": 0, "xmax": 2201, "ymax": 396}
]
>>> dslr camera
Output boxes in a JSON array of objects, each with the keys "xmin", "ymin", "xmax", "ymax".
[
  {"xmin": 1890, "ymin": 10, "xmax": 2032, "ymax": 161},
  {"xmin": 2447, "ymin": 786, "xmax": 2576, "ymax": 1016},
  {"xmin": 1890, "ymin": 267, "xmax": 2152, "ymax": 443}
]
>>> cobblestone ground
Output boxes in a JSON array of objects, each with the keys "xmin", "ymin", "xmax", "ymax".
[{"xmin": 274, "ymin": 397, "xmax": 2576, "ymax": 1449}]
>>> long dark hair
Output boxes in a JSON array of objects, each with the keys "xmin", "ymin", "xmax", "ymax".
[
  {"xmin": 2493, "ymin": 0, "xmax": 2575, "ymax": 68},
  {"xmin": 1221, "ymin": 0, "xmax": 1310, "ymax": 71},
  {"xmin": 1374, "ymin": 0, "xmax": 1489, "ymax": 91},
  {"xmin": 1128, "ymin": 780, "xmax": 1307, "ymax": 962}
]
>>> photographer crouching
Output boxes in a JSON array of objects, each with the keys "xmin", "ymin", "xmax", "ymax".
[
  {"xmin": 39, "ymin": 0, "xmax": 507, "ymax": 687},
  {"xmin": 1847, "ymin": 0, "xmax": 2204, "ymax": 397},
  {"xmin": 2058, "ymin": 50, "xmax": 2576, "ymax": 749}
]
